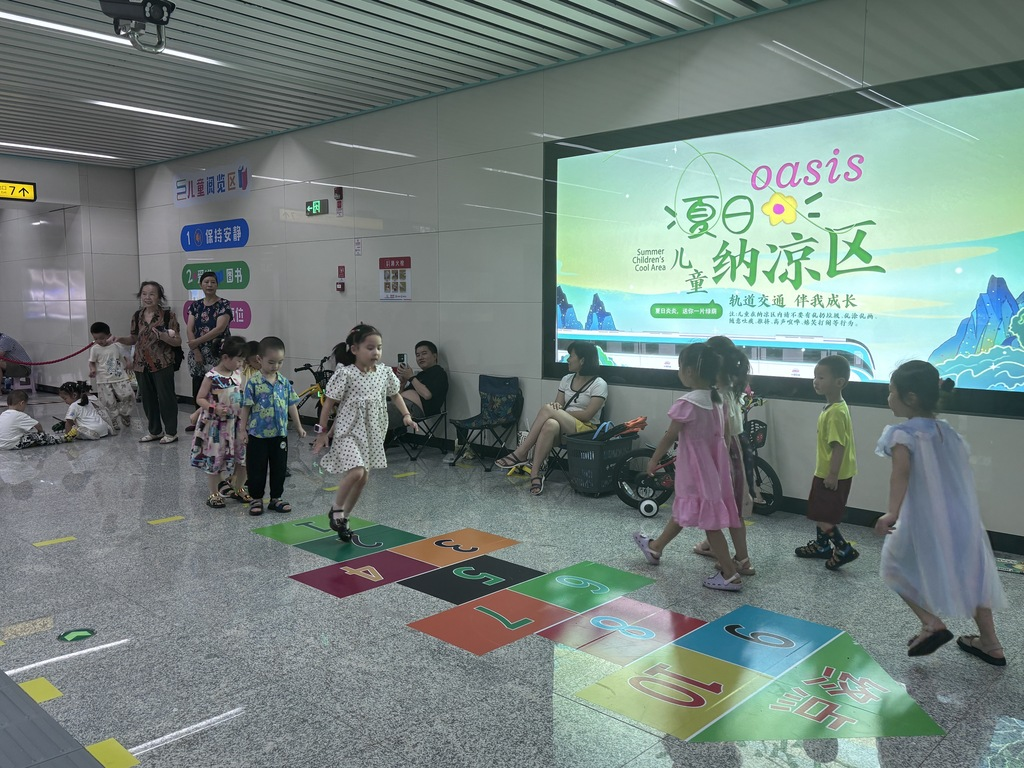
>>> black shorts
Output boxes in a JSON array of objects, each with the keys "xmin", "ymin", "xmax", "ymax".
[{"xmin": 806, "ymin": 475, "xmax": 852, "ymax": 525}]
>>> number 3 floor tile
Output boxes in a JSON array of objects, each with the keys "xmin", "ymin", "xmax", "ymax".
[
  {"xmin": 408, "ymin": 589, "xmax": 575, "ymax": 656},
  {"xmin": 290, "ymin": 551, "xmax": 436, "ymax": 599},
  {"xmin": 390, "ymin": 528, "xmax": 519, "ymax": 567}
]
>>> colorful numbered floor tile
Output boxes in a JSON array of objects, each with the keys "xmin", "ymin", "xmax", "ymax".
[
  {"xmin": 409, "ymin": 589, "xmax": 575, "ymax": 656},
  {"xmin": 577, "ymin": 642, "xmax": 774, "ymax": 740},
  {"xmin": 691, "ymin": 632, "xmax": 943, "ymax": 742},
  {"xmin": 390, "ymin": 528, "xmax": 518, "ymax": 567},
  {"xmin": 294, "ymin": 524, "xmax": 423, "ymax": 563},
  {"xmin": 399, "ymin": 555, "xmax": 544, "ymax": 604},
  {"xmin": 540, "ymin": 597, "xmax": 706, "ymax": 666},
  {"xmin": 674, "ymin": 605, "xmax": 842, "ymax": 677},
  {"xmin": 510, "ymin": 561, "xmax": 654, "ymax": 613},
  {"xmin": 290, "ymin": 551, "xmax": 436, "ymax": 599},
  {"xmin": 252, "ymin": 515, "xmax": 372, "ymax": 545}
]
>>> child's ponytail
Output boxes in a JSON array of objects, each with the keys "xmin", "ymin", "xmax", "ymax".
[
  {"xmin": 59, "ymin": 381, "xmax": 89, "ymax": 406},
  {"xmin": 679, "ymin": 343, "xmax": 723, "ymax": 403},
  {"xmin": 334, "ymin": 323, "xmax": 382, "ymax": 366}
]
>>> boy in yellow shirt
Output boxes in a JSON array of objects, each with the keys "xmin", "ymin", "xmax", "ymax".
[{"xmin": 796, "ymin": 355, "xmax": 859, "ymax": 569}]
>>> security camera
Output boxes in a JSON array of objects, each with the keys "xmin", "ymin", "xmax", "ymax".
[{"xmin": 98, "ymin": 0, "xmax": 175, "ymax": 54}]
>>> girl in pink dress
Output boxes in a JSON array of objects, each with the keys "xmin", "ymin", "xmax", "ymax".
[{"xmin": 632, "ymin": 343, "xmax": 745, "ymax": 591}]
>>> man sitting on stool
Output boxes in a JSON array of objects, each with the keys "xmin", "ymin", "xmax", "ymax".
[
  {"xmin": 0, "ymin": 333, "xmax": 31, "ymax": 394},
  {"xmin": 386, "ymin": 340, "xmax": 448, "ymax": 443}
]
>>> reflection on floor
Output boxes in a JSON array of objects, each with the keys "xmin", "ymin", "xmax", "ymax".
[{"xmin": 0, "ymin": 395, "xmax": 1021, "ymax": 768}]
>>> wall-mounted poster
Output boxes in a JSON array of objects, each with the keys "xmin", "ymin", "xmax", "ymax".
[{"xmin": 380, "ymin": 257, "xmax": 411, "ymax": 301}]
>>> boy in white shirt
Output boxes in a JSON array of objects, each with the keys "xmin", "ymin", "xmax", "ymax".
[
  {"xmin": 0, "ymin": 391, "xmax": 68, "ymax": 449},
  {"xmin": 89, "ymin": 321, "xmax": 134, "ymax": 431}
]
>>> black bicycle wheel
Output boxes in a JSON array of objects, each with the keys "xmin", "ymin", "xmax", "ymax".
[
  {"xmin": 752, "ymin": 456, "xmax": 783, "ymax": 515},
  {"xmin": 615, "ymin": 449, "xmax": 674, "ymax": 510}
]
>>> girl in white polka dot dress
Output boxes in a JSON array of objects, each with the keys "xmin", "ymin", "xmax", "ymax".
[{"xmin": 311, "ymin": 324, "xmax": 419, "ymax": 541}]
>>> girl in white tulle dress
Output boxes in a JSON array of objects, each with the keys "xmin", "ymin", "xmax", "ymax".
[{"xmin": 875, "ymin": 361, "xmax": 1007, "ymax": 665}]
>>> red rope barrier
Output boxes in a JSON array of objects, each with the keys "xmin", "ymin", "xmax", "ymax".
[{"xmin": 0, "ymin": 343, "xmax": 94, "ymax": 366}]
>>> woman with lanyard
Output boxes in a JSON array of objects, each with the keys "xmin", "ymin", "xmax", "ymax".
[
  {"xmin": 115, "ymin": 281, "xmax": 182, "ymax": 443},
  {"xmin": 494, "ymin": 340, "xmax": 607, "ymax": 495},
  {"xmin": 184, "ymin": 271, "xmax": 232, "ymax": 431}
]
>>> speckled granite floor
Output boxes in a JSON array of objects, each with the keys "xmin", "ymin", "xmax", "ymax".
[{"xmin": 1, "ymin": 394, "xmax": 1020, "ymax": 768}]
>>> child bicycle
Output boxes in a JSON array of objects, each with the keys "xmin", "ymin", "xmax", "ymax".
[
  {"xmin": 294, "ymin": 355, "xmax": 333, "ymax": 424},
  {"xmin": 614, "ymin": 394, "xmax": 783, "ymax": 518}
]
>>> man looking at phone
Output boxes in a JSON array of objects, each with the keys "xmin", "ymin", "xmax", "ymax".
[{"xmin": 386, "ymin": 340, "xmax": 448, "ymax": 439}]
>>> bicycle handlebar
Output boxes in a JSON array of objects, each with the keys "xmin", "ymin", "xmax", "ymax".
[{"xmin": 294, "ymin": 364, "xmax": 312, "ymax": 373}]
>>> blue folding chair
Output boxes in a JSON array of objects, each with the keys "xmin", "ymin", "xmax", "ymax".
[{"xmin": 450, "ymin": 375, "xmax": 522, "ymax": 471}]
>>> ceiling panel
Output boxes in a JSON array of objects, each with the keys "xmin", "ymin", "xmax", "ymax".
[{"xmin": 0, "ymin": 0, "xmax": 821, "ymax": 168}]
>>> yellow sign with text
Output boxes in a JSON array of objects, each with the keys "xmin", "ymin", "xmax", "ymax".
[{"xmin": 0, "ymin": 180, "xmax": 37, "ymax": 201}]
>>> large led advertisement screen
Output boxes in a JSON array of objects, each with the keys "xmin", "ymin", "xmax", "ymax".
[{"xmin": 543, "ymin": 64, "xmax": 1024, "ymax": 415}]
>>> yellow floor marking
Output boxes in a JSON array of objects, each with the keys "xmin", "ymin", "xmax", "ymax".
[
  {"xmin": 86, "ymin": 739, "xmax": 139, "ymax": 768},
  {"xmin": 393, "ymin": 471, "xmax": 417, "ymax": 478},
  {"xmin": 147, "ymin": 515, "xmax": 185, "ymax": 525},
  {"xmin": 324, "ymin": 485, "xmax": 339, "ymax": 491},
  {"xmin": 33, "ymin": 536, "xmax": 76, "ymax": 547},
  {"xmin": 19, "ymin": 677, "xmax": 63, "ymax": 703},
  {"xmin": 0, "ymin": 640, "xmax": 5, "ymax": 647},
  {"xmin": 2, "ymin": 617, "xmax": 54, "ymax": 641},
  {"xmin": 744, "ymin": 519, "xmax": 756, "ymax": 527}
]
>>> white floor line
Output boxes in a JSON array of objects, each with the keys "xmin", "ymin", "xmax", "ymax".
[
  {"xmin": 129, "ymin": 707, "xmax": 246, "ymax": 756},
  {"xmin": 4, "ymin": 638, "xmax": 133, "ymax": 676}
]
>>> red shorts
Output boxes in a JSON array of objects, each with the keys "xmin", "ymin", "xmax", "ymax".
[{"xmin": 806, "ymin": 475, "xmax": 852, "ymax": 525}]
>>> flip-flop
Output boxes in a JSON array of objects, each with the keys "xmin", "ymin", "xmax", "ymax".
[
  {"xmin": 632, "ymin": 532, "xmax": 661, "ymax": 565},
  {"xmin": 908, "ymin": 628, "xmax": 953, "ymax": 657},
  {"xmin": 956, "ymin": 635, "xmax": 1007, "ymax": 666}
]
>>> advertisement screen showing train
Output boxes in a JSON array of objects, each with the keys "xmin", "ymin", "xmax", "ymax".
[{"xmin": 545, "ymin": 69, "xmax": 1024, "ymax": 406}]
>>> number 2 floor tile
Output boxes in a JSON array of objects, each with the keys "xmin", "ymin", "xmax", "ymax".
[
  {"xmin": 290, "ymin": 551, "xmax": 436, "ymax": 599},
  {"xmin": 293, "ymin": 524, "xmax": 424, "ymax": 563},
  {"xmin": 408, "ymin": 589, "xmax": 575, "ymax": 656}
]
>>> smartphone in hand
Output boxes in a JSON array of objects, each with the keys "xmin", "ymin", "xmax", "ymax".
[{"xmin": 397, "ymin": 353, "xmax": 407, "ymax": 366}]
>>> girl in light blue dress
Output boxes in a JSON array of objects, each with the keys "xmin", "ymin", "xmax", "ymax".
[{"xmin": 875, "ymin": 361, "xmax": 1007, "ymax": 665}]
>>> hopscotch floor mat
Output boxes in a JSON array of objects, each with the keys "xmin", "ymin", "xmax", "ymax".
[{"xmin": 254, "ymin": 514, "xmax": 943, "ymax": 743}]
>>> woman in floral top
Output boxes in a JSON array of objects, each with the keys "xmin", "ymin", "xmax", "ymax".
[
  {"xmin": 115, "ymin": 281, "xmax": 182, "ymax": 444},
  {"xmin": 185, "ymin": 271, "xmax": 232, "ymax": 413}
]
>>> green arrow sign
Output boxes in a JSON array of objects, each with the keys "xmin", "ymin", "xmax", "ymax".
[{"xmin": 57, "ymin": 628, "xmax": 96, "ymax": 642}]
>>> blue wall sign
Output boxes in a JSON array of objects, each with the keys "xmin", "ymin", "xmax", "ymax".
[{"xmin": 181, "ymin": 218, "xmax": 249, "ymax": 251}]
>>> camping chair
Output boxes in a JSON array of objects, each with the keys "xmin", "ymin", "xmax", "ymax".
[
  {"xmin": 399, "ymin": 406, "xmax": 448, "ymax": 461},
  {"xmin": 450, "ymin": 375, "xmax": 522, "ymax": 471}
]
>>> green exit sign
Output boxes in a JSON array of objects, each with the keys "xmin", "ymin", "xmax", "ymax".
[{"xmin": 305, "ymin": 199, "xmax": 329, "ymax": 216}]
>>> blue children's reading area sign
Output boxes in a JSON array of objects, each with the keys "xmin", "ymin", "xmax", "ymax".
[{"xmin": 181, "ymin": 218, "xmax": 249, "ymax": 251}]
